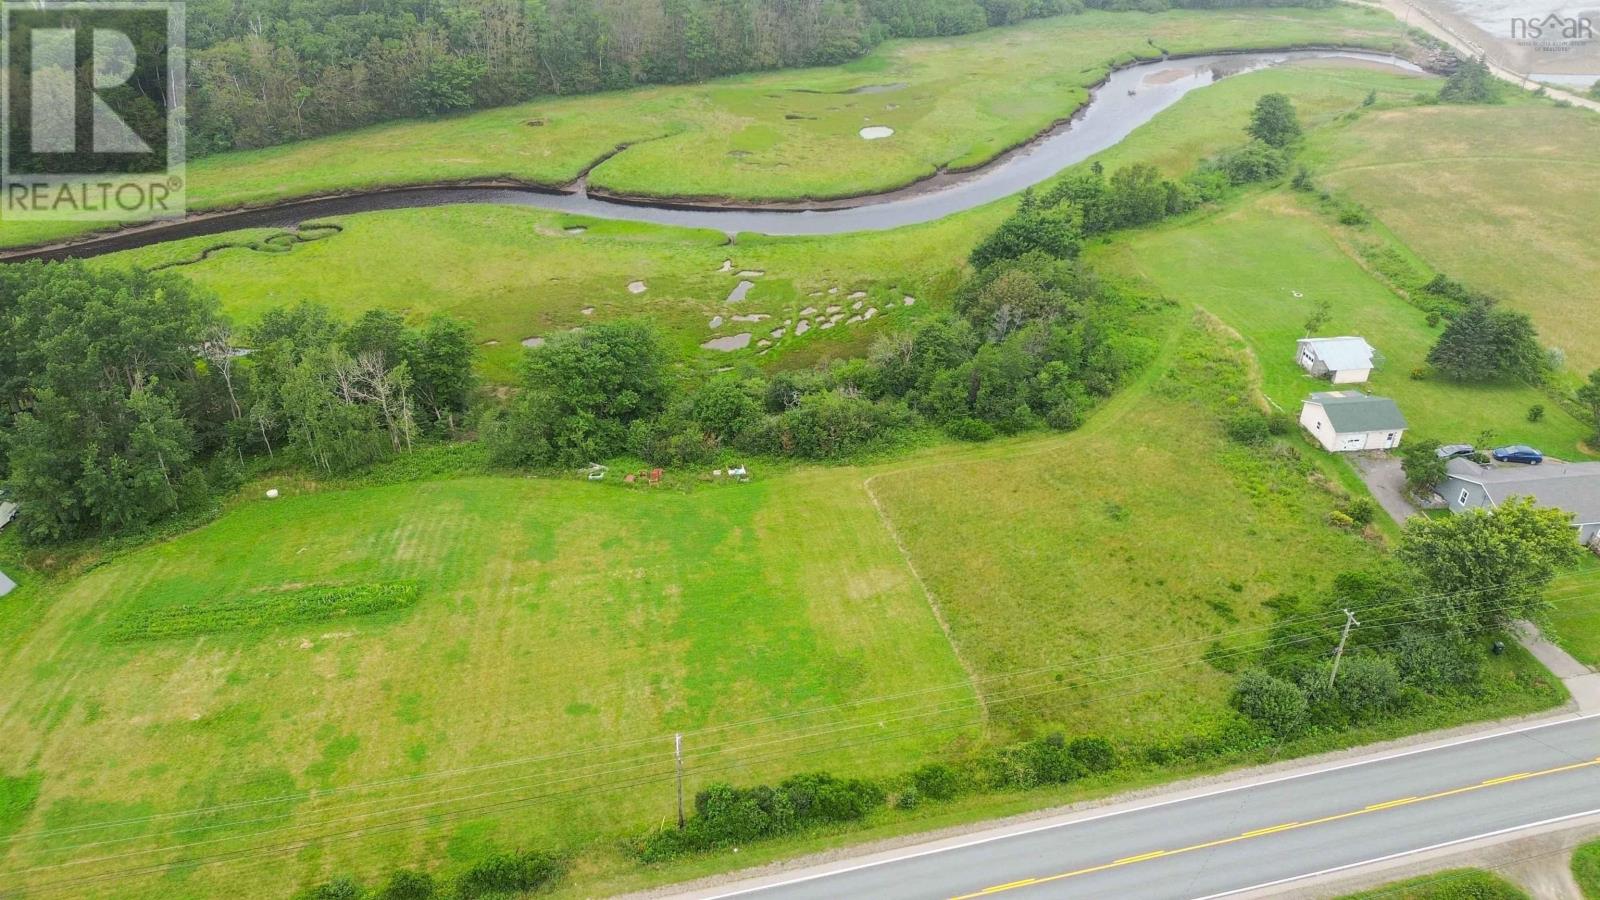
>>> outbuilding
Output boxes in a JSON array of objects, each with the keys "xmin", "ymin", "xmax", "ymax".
[
  {"xmin": 1299, "ymin": 391, "xmax": 1407, "ymax": 453},
  {"xmin": 1440, "ymin": 458, "xmax": 1600, "ymax": 546},
  {"xmin": 1296, "ymin": 337, "xmax": 1378, "ymax": 384}
]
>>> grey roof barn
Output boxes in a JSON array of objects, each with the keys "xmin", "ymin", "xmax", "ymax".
[{"xmin": 1309, "ymin": 392, "xmax": 1407, "ymax": 432}]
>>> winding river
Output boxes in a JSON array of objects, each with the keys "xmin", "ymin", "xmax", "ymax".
[{"xmin": 4, "ymin": 50, "xmax": 1422, "ymax": 262}]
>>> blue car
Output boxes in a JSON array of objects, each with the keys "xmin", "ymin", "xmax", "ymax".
[{"xmin": 1492, "ymin": 445, "xmax": 1544, "ymax": 465}]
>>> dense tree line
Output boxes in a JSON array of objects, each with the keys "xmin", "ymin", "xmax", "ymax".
[
  {"xmin": 182, "ymin": 0, "xmax": 1085, "ymax": 153},
  {"xmin": 176, "ymin": 0, "xmax": 1334, "ymax": 154},
  {"xmin": 0, "ymin": 264, "xmax": 476, "ymax": 542}
]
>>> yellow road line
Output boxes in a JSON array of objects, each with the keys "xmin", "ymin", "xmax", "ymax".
[
  {"xmin": 1240, "ymin": 822, "xmax": 1300, "ymax": 837},
  {"xmin": 1364, "ymin": 797, "xmax": 1419, "ymax": 812},
  {"xmin": 1112, "ymin": 850, "xmax": 1167, "ymax": 864},
  {"xmin": 949, "ymin": 757, "xmax": 1600, "ymax": 900}
]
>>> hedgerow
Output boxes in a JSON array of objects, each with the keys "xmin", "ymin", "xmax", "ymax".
[{"xmin": 107, "ymin": 581, "xmax": 418, "ymax": 642}]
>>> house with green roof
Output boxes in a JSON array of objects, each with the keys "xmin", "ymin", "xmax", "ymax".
[{"xmin": 1299, "ymin": 391, "xmax": 1407, "ymax": 453}]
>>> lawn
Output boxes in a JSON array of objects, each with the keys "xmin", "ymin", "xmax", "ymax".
[
  {"xmin": 0, "ymin": 471, "xmax": 978, "ymax": 898},
  {"xmin": 94, "ymin": 59, "xmax": 1435, "ymax": 381},
  {"xmin": 1338, "ymin": 869, "xmax": 1530, "ymax": 899},
  {"xmin": 1092, "ymin": 191, "xmax": 1597, "ymax": 458},
  {"xmin": 1314, "ymin": 103, "xmax": 1600, "ymax": 371},
  {"xmin": 0, "ymin": 6, "xmax": 1409, "ymax": 251},
  {"xmin": 1576, "ymin": 836, "xmax": 1600, "ymax": 898},
  {"xmin": 1547, "ymin": 557, "xmax": 1600, "ymax": 667}
]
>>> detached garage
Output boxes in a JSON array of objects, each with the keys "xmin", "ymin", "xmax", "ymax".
[{"xmin": 1299, "ymin": 391, "xmax": 1407, "ymax": 453}]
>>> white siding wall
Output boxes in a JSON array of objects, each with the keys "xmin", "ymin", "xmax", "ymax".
[
  {"xmin": 1330, "ymin": 367, "xmax": 1371, "ymax": 385},
  {"xmin": 1300, "ymin": 403, "xmax": 1404, "ymax": 452},
  {"xmin": 1299, "ymin": 403, "xmax": 1338, "ymax": 452}
]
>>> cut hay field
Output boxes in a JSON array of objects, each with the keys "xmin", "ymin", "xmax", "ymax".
[
  {"xmin": 0, "ymin": 471, "xmax": 978, "ymax": 898},
  {"xmin": 94, "ymin": 60, "xmax": 1437, "ymax": 380},
  {"xmin": 1312, "ymin": 104, "xmax": 1600, "ymax": 371},
  {"xmin": 0, "ymin": 5, "xmax": 1409, "ymax": 251},
  {"xmin": 1094, "ymin": 191, "xmax": 1598, "ymax": 458}
]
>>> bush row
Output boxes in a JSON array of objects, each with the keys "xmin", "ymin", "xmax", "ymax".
[
  {"xmin": 296, "ymin": 850, "xmax": 561, "ymax": 900},
  {"xmin": 108, "ymin": 581, "xmax": 419, "ymax": 642}
]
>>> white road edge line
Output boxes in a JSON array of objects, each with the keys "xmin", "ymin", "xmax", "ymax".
[
  {"xmin": 1188, "ymin": 806, "xmax": 1600, "ymax": 900},
  {"xmin": 696, "ymin": 712, "xmax": 1599, "ymax": 899}
]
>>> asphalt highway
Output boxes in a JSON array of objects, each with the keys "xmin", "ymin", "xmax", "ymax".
[{"xmin": 693, "ymin": 714, "xmax": 1600, "ymax": 900}]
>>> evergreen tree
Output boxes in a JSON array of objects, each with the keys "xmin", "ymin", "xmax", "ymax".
[{"xmin": 1439, "ymin": 58, "xmax": 1501, "ymax": 104}]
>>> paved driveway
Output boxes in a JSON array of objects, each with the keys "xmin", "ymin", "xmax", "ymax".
[{"xmin": 1348, "ymin": 453, "xmax": 1421, "ymax": 525}]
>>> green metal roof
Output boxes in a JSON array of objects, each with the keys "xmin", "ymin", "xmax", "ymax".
[{"xmin": 1308, "ymin": 391, "xmax": 1407, "ymax": 433}]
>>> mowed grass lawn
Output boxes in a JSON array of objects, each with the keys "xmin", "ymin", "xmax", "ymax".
[
  {"xmin": 868, "ymin": 320, "xmax": 1380, "ymax": 741},
  {"xmin": 0, "ymin": 6, "xmax": 1408, "ymax": 251},
  {"xmin": 1094, "ymin": 192, "xmax": 1597, "ymax": 457},
  {"xmin": 96, "ymin": 61, "xmax": 1435, "ymax": 379},
  {"xmin": 1314, "ymin": 104, "xmax": 1600, "ymax": 371},
  {"xmin": 0, "ymin": 473, "xmax": 977, "ymax": 898}
]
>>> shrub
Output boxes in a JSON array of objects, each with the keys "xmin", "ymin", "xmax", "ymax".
[
  {"xmin": 641, "ymin": 772, "xmax": 885, "ymax": 860},
  {"xmin": 893, "ymin": 786, "xmax": 920, "ymax": 810},
  {"xmin": 456, "ymin": 850, "xmax": 561, "ymax": 899},
  {"xmin": 1225, "ymin": 412, "xmax": 1272, "ymax": 446},
  {"xmin": 909, "ymin": 762, "xmax": 965, "ymax": 801},
  {"xmin": 1232, "ymin": 670, "xmax": 1309, "ymax": 738},
  {"xmin": 1332, "ymin": 656, "xmax": 1404, "ymax": 719},
  {"xmin": 1343, "ymin": 497, "xmax": 1378, "ymax": 527},
  {"xmin": 1221, "ymin": 142, "xmax": 1289, "ymax": 185},
  {"xmin": 1527, "ymin": 404, "xmax": 1545, "ymax": 423},
  {"xmin": 947, "ymin": 417, "xmax": 997, "ymax": 442},
  {"xmin": 376, "ymin": 870, "xmax": 435, "ymax": 900},
  {"xmin": 1393, "ymin": 630, "xmax": 1484, "ymax": 690},
  {"xmin": 1327, "ymin": 509, "xmax": 1357, "ymax": 530},
  {"xmin": 296, "ymin": 876, "xmax": 365, "ymax": 900},
  {"xmin": 1067, "ymin": 736, "xmax": 1118, "ymax": 773}
]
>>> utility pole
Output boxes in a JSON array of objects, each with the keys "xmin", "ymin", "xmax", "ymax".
[
  {"xmin": 674, "ymin": 733, "xmax": 685, "ymax": 830},
  {"xmin": 1329, "ymin": 608, "xmax": 1359, "ymax": 689}
]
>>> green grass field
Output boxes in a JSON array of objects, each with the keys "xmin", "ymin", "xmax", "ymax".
[
  {"xmin": 1338, "ymin": 869, "xmax": 1530, "ymax": 899},
  {"xmin": 0, "ymin": 470, "xmax": 978, "ymax": 897},
  {"xmin": 0, "ymin": 6, "xmax": 1409, "ymax": 252},
  {"xmin": 8, "ymin": 24, "xmax": 1600, "ymax": 898},
  {"xmin": 1093, "ymin": 191, "xmax": 1597, "ymax": 458},
  {"xmin": 867, "ymin": 316, "xmax": 1381, "ymax": 740},
  {"xmin": 1575, "ymin": 836, "xmax": 1600, "ymax": 898},
  {"xmin": 1, "ymin": 313, "xmax": 1566, "ymax": 898},
  {"xmin": 1314, "ymin": 104, "xmax": 1600, "ymax": 371},
  {"xmin": 95, "ymin": 59, "xmax": 1438, "ymax": 380}
]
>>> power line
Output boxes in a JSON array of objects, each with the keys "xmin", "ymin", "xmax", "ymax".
[
  {"xmin": 10, "ymin": 590, "xmax": 1588, "ymax": 894},
  {"xmin": 5, "ymin": 577, "xmax": 1589, "ymax": 879}
]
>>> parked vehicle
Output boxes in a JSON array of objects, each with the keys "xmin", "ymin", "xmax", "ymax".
[
  {"xmin": 1435, "ymin": 443, "xmax": 1475, "ymax": 460},
  {"xmin": 1492, "ymin": 445, "xmax": 1544, "ymax": 465}
]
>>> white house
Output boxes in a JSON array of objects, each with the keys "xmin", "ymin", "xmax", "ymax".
[
  {"xmin": 1296, "ymin": 336, "xmax": 1377, "ymax": 384},
  {"xmin": 1299, "ymin": 391, "xmax": 1407, "ymax": 453}
]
